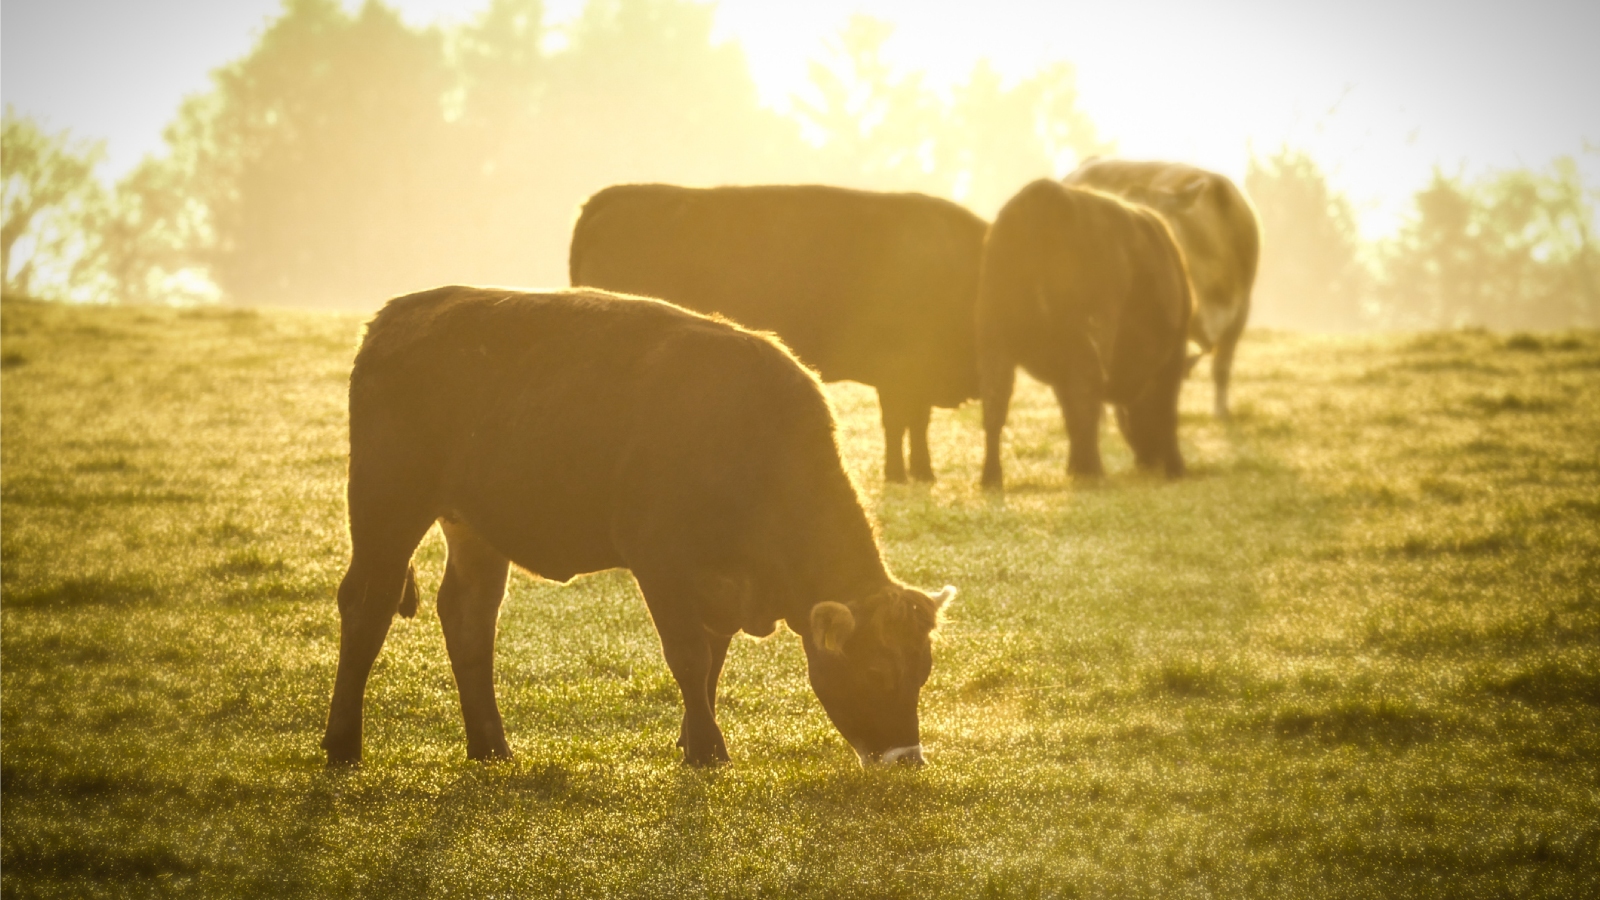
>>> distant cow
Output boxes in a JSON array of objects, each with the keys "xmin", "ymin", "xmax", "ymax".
[
  {"xmin": 977, "ymin": 181, "xmax": 1191, "ymax": 488},
  {"xmin": 1065, "ymin": 159, "xmax": 1260, "ymax": 418},
  {"xmin": 321, "ymin": 286, "xmax": 954, "ymax": 768},
  {"xmin": 569, "ymin": 184, "xmax": 988, "ymax": 483}
]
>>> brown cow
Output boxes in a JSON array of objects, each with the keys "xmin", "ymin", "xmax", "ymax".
[
  {"xmin": 321, "ymin": 286, "xmax": 953, "ymax": 768},
  {"xmin": 1064, "ymin": 159, "xmax": 1260, "ymax": 418},
  {"xmin": 569, "ymin": 184, "xmax": 987, "ymax": 483},
  {"xmin": 977, "ymin": 181, "xmax": 1191, "ymax": 488}
]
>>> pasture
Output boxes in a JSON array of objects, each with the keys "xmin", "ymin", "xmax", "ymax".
[{"xmin": 2, "ymin": 298, "xmax": 1597, "ymax": 898}]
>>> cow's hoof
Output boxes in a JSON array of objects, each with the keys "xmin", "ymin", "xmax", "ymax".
[
  {"xmin": 467, "ymin": 744, "xmax": 514, "ymax": 762},
  {"xmin": 680, "ymin": 739, "xmax": 731, "ymax": 767},
  {"xmin": 324, "ymin": 748, "xmax": 361, "ymax": 768},
  {"xmin": 322, "ymin": 732, "xmax": 362, "ymax": 766},
  {"xmin": 683, "ymin": 752, "xmax": 730, "ymax": 768}
]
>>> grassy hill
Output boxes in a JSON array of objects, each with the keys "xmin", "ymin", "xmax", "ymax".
[{"xmin": 2, "ymin": 298, "xmax": 1597, "ymax": 898}]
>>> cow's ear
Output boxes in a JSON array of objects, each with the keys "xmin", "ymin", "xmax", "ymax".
[
  {"xmin": 933, "ymin": 586, "xmax": 956, "ymax": 612},
  {"xmin": 811, "ymin": 601, "xmax": 856, "ymax": 654}
]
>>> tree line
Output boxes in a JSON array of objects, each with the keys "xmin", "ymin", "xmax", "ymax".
[
  {"xmin": 3, "ymin": 0, "xmax": 1597, "ymax": 330},
  {"xmin": 1246, "ymin": 147, "xmax": 1599, "ymax": 330}
]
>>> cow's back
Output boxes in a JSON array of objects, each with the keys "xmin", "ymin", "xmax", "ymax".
[
  {"xmin": 980, "ymin": 181, "xmax": 1189, "ymax": 402},
  {"xmin": 569, "ymin": 184, "xmax": 986, "ymax": 407},
  {"xmin": 1066, "ymin": 160, "xmax": 1258, "ymax": 348},
  {"xmin": 350, "ymin": 286, "xmax": 849, "ymax": 583}
]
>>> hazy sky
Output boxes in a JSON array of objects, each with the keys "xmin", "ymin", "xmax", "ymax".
[{"xmin": 5, "ymin": 0, "xmax": 1597, "ymax": 237}]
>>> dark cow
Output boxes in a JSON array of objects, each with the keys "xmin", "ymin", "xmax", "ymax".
[
  {"xmin": 569, "ymin": 183, "xmax": 988, "ymax": 483},
  {"xmin": 321, "ymin": 286, "xmax": 953, "ymax": 768},
  {"xmin": 1064, "ymin": 159, "xmax": 1260, "ymax": 418},
  {"xmin": 977, "ymin": 181, "xmax": 1191, "ymax": 488}
]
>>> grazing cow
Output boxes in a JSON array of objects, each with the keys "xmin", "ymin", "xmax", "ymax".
[
  {"xmin": 977, "ymin": 181, "xmax": 1191, "ymax": 488},
  {"xmin": 321, "ymin": 286, "xmax": 954, "ymax": 768},
  {"xmin": 1064, "ymin": 159, "xmax": 1260, "ymax": 418},
  {"xmin": 569, "ymin": 183, "xmax": 988, "ymax": 483}
]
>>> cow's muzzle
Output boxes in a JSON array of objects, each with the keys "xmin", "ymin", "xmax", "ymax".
[{"xmin": 855, "ymin": 744, "xmax": 925, "ymax": 767}]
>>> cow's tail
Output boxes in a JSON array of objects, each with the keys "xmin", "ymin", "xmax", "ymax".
[{"xmin": 398, "ymin": 564, "xmax": 420, "ymax": 618}]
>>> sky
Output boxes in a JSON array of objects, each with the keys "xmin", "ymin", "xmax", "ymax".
[{"xmin": 4, "ymin": 0, "xmax": 1598, "ymax": 239}]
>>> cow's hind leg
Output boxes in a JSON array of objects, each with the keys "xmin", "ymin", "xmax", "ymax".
[
  {"xmin": 323, "ymin": 515, "xmax": 434, "ymax": 765},
  {"xmin": 1211, "ymin": 321, "xmax": 1244, "ymax": 420},
  {"xmin": 438, "ymin": 519, "xmax": 513, "ymax": 761},
  {"xmin": 876, "ymin": 387, "xmax": 910, "ymax": 484}
]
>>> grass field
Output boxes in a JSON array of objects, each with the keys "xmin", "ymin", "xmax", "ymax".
[{"xmin": 2, "ymin": 297, "xmax": 1598, "ymax": 899}]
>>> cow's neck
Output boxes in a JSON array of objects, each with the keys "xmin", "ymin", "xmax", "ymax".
[{"xmin": 779, "ymin": 469, "xmax": 892, "ymax": 617}]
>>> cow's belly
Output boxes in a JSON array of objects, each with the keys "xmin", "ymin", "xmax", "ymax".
[
  {"xmin": 442, "ymin": 449, "xmax": 627, "ymax": 583},
  {"xmin": 447, "ymin": 494, "xmax": 624, "ymax": 583}
]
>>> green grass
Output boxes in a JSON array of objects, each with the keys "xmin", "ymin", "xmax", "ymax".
[{"xmin": 3, "ymin": 299, "xmax": 1598, "ymax": 898}]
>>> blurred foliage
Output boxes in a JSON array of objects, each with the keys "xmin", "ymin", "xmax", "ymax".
[
  {"xmin": 1, "ymin": 108, "xmax": 107, "ymax": 301},
  {"xmin": 795, "ymin": 16, "xmax": 1109, "ymax": 218},
  {"xmin": 1246, "ymin": 145, "xmax": 1372, "ymax": 332},
  {"xmin": 1247, "ymin": 147, "xmax": 1600, "ymax": 331},
  {"xmin": 1378, "ymin": 160, "xmax": 1599, "ymax": 330},
  {"xmin": 3, "ymin": 0, "xmax": 1103, "ymax": 307}
]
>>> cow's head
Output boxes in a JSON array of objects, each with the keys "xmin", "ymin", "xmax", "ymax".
[{"xmin": 803, "ymin": 584, "xmax": 955, "ymax": 766}]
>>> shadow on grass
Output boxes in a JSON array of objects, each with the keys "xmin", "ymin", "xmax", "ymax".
[
  {"xmin": 1267, "ymin": 697, "xmax": 1438, "ymax": 749},
  {"xmin": 3, "ymin": 572, "xmax": 160, "ymax": 610}
]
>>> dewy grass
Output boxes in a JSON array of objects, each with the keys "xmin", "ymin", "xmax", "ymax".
[{"xmin": 2, "ymin": 299, "xmax": 1598, "ymax": 899}]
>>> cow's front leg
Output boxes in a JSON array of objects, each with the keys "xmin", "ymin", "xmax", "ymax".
[
  {"xmin": 678, "ymin": 631, "xmax": 732, "ymax": 751},
  {"xmin": 634, "ymin": 571, "xmax": 730, "ymax": 765},
  {"xmin": 1054, "ymin": 380, "xmax": 1105, "ymax": 478},
  {"xmin": 438, "ymin": 519, "xmax": 513, "ymax": 761},
  {"xmin": 664, "ymin": 633, "xmax": 729, "ymax": 766},
  {"xmin": 706, "ymin": 631, "xmax": 732, "ymax": 718},
  {"xmin": 979, "ymin": 359, "xmax": 1016, "ymax": 489}
]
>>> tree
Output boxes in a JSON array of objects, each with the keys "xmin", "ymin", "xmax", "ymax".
[
  {"xmin": 511, "ymin": 0, "xmax": 801, "ymax": 284},
  {"xmin": 91, "ymin": 152, "xmax": 216, "ymax": 305},
  {"xmin": 793, "ymin": 15, "xmax": 944, "ymax": 192},
  {"xmin": 86, "ymin": 1, "xmax": 1114, "ymax": 307},
  {"xmin": 1245, "ymin": 146, "xmax": 1371, "ymax": 330},
  {"xmin": 162, "ymin": 0, "xmax": 463, "ymax": 307},
  {"xmin": 794, "ymin": 17, "xmax": 1109, "ymax": 217},
  {"xmin": 1, "ymin": 107, "xmax": 107, "ymax": 300},
  {"xmin": 942, "ymin": 60, "xmax": 1110, "ymax": 217},
  {"xmin": 1380, "ymin": 161, "xmax": 1598, "ymax": 329}
]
